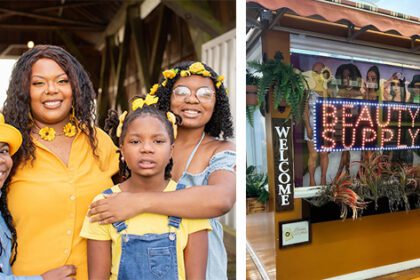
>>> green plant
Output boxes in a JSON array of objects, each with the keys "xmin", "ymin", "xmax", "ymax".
[
  {"xmin": 248, "ymin": 52, "xmax": 308, "ymax": 122},
  {"xmin": 246, "ymin": 69, "xmax": 259, "ymax": 86},
  {"xmin": 246, "ymin": 165, "xmax": 269, "ymax": 203},
  {"xmin": 246, "ymin": 106, "xmax": 256, "ymax": 128},
  {"xmin": 306, "ymin": 152, "xmax": 420, "ymax": 220},
  {"xmin": 353, "ymin": 152, "xmax": 388, "ymax": 207}
]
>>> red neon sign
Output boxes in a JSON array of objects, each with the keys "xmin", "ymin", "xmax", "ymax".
[{"xmin": 314, "ymin": 98, "xmax": 420, "ymax": 152}]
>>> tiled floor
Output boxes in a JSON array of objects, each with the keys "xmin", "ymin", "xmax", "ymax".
[
  {"xmin": 246, "ymin": 211, "xmax": 275, "ymax": 280},
  {"xmin": 246, "ymin": 251, "xmax": 263, "ymax": 280}
]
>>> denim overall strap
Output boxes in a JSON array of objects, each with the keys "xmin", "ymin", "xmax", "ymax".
[
  {"xmin": 167, "ymin": 183, "xmax": 186, "ymax": 229},
  {"xmin": 183, "ymin": 132, "xmax": 205, "ymax": 173},
  {"xmin": 102, "ymin": 188, "xmax": 127, "ymax": 233}
]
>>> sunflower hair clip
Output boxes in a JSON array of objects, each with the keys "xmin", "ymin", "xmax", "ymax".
[
  {"xmin": 131, "ymin": 93, "xmax": 159, "ymax": 111},
  {"xmin": 116, "ymin": 111, "xmax": 128, "ymax": 138},
  {"xmin": 166, "ymin": 112, "xmax": 177, "ymax": 139}
]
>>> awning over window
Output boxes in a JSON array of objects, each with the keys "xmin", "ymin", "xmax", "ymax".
[{"xmin": 249, "ymin": 0, "xmax": 420, "ymax": 38}]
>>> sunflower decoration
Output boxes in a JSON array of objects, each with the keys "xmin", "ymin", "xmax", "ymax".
[
  {"xmin": 202, "ymin": 70, "xmax": 212, "ymax": 77},
  {"xmin": 39, "ymin": 127, "xmax": 56, "ymax": 141},
  {"xmin": 162, "ymin": 69, "xmax": 178, "ymax": 79},
  {"xmin": 63, "ymin": 123, "xmax": 77, "ymax": 137},
  {"xmin": 216, "ymin": 75, "xmax": 224, "ymax": 89},
  {"xmin": 161, "ymin": 69, "xmax": 179, "ymax": 87},
  {"xmin": 160, "ymin": 62, "xmax": 226, "ymax": 93},
  {"xmin": 149, "ymin": 84, "xmax": 159, "ymax": 96},
  {"xmin": 188, "ymin": 62, "xmax": 205, "ymax": 74}
]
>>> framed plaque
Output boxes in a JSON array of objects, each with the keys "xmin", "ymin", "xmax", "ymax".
[{"xmin": 279, "ymin": 219, "xmax": 311, "ymax": 248}]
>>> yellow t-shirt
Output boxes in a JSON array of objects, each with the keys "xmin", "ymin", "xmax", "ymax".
[
  {"xmin": 8, "ymin": 128, "xmax": 119, "ymax": 280},
  {"xmin": 80, "ymin": 180, "xmax": 211, "ymax": 280}
]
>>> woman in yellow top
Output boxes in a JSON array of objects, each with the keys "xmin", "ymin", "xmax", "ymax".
[{"xmin": 3, "ymin": 45, "xmax": 119, "ymax": 279}]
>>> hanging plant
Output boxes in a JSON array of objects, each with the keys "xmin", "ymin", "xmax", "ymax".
[{"xmin": 248, "ymin": 51, "xmax": 308, "ymax": 122}]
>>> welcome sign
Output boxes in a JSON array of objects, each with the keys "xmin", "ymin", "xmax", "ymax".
[
  {"xmin": 314, "ymin": 98, "xmax": 420, "ymax": 152},
  {"xmin": 272, "ymin": 118, "xmax": 294, "ymax": 211}
]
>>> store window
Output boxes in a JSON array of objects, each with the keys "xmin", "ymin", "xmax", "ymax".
[
  {"xmin": 290, "ymin": 48, "xmax": 420, "ymax": 221},
  {"xmin": 246, "ymin": 109, "xmax": 267, "ymax": 174},
  {"xmin": 246, "ymin": 42, "xmax": 268, "ymax": 174}
]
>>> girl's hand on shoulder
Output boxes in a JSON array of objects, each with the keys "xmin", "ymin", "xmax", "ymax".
[
  {"xmin": 88, "ymin": 192, "xmax": 146, "ymax": 224},
  {"xmin": 41, "ymin": 265, "xmax": 76, "ymax": 280}
]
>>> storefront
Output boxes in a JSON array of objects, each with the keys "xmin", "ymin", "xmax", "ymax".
[{"xmin": 246, "ymin": 0, "xmax": 420, "ymax": 278}]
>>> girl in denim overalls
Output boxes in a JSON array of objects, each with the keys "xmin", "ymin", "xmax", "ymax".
[
  {"xmin": 81, "ymin": 98, "xmax": 211, "ymax": 280},
  {"xmin": 88, "ymin": 62, "xmax": 235, "ymax": 279},
  {"xmin": 0, "ymin": 113, "xmax": 76, "ymax": 280}
]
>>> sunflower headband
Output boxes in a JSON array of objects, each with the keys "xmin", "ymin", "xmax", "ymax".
[
  {"xmin": 161, "ymin": 62, "xmax": 225, "ymax": 90},
  {"xmin": 116, "ymin": 87, "xmax": 177, "ymax": 139}
]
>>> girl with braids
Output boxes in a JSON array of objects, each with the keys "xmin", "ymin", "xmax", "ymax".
[
  {"xmin": 0, "ymin": 113, "xmax": 76, "ymax": 279},
  {"xmin": 81, "ymin": 96, "xmax": 210, "ymax": 279},
  {"xmin": 89, "ymin": 61, "xmax": 235, "ymax": 279},
  {"xmin": 3, "ymin": 45, "xmax": 119, "ymax": 279}
]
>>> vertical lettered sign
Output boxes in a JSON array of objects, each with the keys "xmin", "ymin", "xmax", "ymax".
[{"xmin": 272, "ymin": 118, "xmax": 294, "ymax": 211}]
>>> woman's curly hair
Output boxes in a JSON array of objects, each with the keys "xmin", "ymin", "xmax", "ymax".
[
  {"xmin": 104, "ymin": 104, "xmax": 176, "ymax": 181},
  {"xmin": 3, "ymin": 45, "xmax": 98, "ymax": 170},
  {"xmin": 0, "ymin": 177, "xmax": 18, "ymax": 266},
  {"xmin": 155, "ymin": 61, "xmax": 234, "ymax": 139}
]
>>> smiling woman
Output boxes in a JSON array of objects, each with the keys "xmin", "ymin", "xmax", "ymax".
[
  {"xmin": 30, "ymin": 59, "xmax": 73, "ymax": 126},
  {"xmin": 29, "ymin": 58, "xmax": 75, "ymax": 147},
  {"xmin": 2, "ymin": 45, "xmax": 119, "ymax": 279},
  {"xmin": 170, "ymin": 75, "xmax": 216, "ymax": 129}
]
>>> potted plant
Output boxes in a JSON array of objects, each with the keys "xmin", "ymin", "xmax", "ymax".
[
  {"xmin": 246, "ymin": 69, "xmax": 259, "ymax": 105},
  {"xmin": 305, "ymin": 153, "xmax": 420, "ymax": 220},
  {"xmin": 246, "ymin": 165, "xmax": 269, "ymax": 214},
  {"xmin": 248, "ymin": 51, "xmax": 308, "ymax": 122}
]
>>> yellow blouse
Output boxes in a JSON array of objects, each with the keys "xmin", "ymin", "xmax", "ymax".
[{"xmin": 8, "ymin": 128, "xmax": 119, "ymax": 280}]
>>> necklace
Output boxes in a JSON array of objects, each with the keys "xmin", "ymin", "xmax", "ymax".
[{"xmin": 33, "ymin": 122, "xmax": 77, "ymax": 141}]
